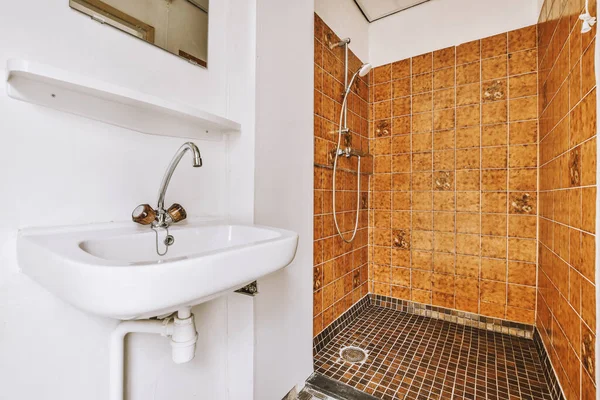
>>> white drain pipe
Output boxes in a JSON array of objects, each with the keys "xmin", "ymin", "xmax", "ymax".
[{"xmin": 110, "ymin": 308, "xmax": 198, "ymax": 400}]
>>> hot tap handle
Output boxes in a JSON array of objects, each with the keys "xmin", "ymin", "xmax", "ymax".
[{"xmin": 132, "ymin": 204, "xmax": 157, "ymax": 225}]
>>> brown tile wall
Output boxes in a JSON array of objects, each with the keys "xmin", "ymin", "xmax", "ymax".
[
  {"xmin": 368, "ymin": 26, "xmax": 540, "ymax": 326},
  {"xmin": 313, "ymin": 14, "xmax": 371, "ymax": 337},
  {"xmin": 315, "ymin": 9, "xmax": 598, "ymax": 397},
  {"xmin": 537, "ymin": 0, "xmax": 597, "ymax": 398}
]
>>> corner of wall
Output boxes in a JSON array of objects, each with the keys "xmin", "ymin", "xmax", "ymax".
[
  {"xmin": 253, "ymin": 0, "xmax": 314, "ymax": 398},
  {"xmin": 314, "ymin": 0, "xmax": 369, "ymax": 62}
]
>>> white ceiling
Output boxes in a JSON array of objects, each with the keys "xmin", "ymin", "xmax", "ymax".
[{"xmin": 354, "ymin": 0, "xmax": 431, "ymax": 22}]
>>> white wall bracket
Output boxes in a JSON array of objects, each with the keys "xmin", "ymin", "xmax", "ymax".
[
  {"xmin": 580, "ymin": 0, "xmax": 597, "ymax": 33},
  {"xmin": 110, "ymin": 308, "xmax": 198, "ymax": 400}
]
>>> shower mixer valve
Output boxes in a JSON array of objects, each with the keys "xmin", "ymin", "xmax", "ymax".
[
  {"xmin": 332, "ymin": 147, "xmax": 369, "ymax": 159},
  {"xmin": 335, "ymin": 148, "xmax": 353, "ymax": 158}
]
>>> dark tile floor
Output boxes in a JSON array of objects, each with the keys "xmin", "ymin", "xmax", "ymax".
[{"xmin": 313, "ymin": 305, "xmax": 553, "ymax": 400}]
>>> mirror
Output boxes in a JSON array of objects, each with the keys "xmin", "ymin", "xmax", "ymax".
[{"xmin": 70, "ymin": 0, "xmax": 208, "ymax": 68}]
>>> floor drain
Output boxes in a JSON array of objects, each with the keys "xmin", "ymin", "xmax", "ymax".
[{"xmin": 339, "ymin": 346, "xmax": 368, "ymax": 364}]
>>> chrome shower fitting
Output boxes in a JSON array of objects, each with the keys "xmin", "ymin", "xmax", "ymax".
[
  {"xmin": 329, "ymin": 37, "xmax": 350, "ymax": 49},
  {"xmin": 332, "ymin": 58, "xmax": 373, "ymax": 243},
  {"xmin": 338, "ymin": 147, "xmax": 369, "ymax": 158},
  {"xmin": 344, "ymin": 63, "xmax": 372, "ymax": 95},
  {"xmin": 333, "ymin": 147, "xmax": 369, "ymax": 159},
  {"xmin": 330, "ymin": 38, "xmax": 353, "ymax": 134}
]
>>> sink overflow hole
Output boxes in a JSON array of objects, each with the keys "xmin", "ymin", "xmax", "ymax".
[{"xmin": 164, "ymin": 235, "xmax": 175, "ymax": 246}]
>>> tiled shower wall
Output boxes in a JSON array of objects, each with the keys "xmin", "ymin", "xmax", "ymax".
[
  {"xmin": 368, "ymin": 26, "xmax": 540, "ymax": 325},
  {"xmin": 313, "ymin": 14, "xmax": 371, "ymax": 337},
  {"xmin": 314, "ymin": 3, "xmax": 598, "ymax": 399},
  {"xmin": 314, "ymin": 10, "xmax": 598, "ymax": 398},
  {"xmin": 537, "ymin": 0, "xmax": 597, "ymax": 398}
]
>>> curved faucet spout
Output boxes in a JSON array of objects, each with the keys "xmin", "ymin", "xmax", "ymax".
[{"xmin": 157, "ymin": 142, "xmax": 202, "ymax": 213}]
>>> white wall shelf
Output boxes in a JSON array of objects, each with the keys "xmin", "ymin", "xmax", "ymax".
[{"xmin": 5, "ymin": 59, "xmax": 241, "ymax": 140}]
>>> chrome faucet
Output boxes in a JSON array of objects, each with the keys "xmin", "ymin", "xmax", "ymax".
[
  {"xmin": 154, "ymin": 142, "xmax": 202, "ymax": 227},
  {"xmin": 132, "ymin": 142, "xmax": 202, "ymax": 255}
]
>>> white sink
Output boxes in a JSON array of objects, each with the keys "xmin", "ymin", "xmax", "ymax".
[{"xmin": 17, "ymin": 219, "xmax": 298, "ymax": 319}]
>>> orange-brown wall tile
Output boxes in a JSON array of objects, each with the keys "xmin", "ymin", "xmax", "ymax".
[
  {"xmin": 537, "ymin": 0, "xmax": 597, "ymax": 398},
  {"xmin": 368, "ymin": 26, "xmax": 540, "ymax": 325},
  {"xmin": 313, "ymin": 14, "xmax": 370, "ymax": 338},
  {"xmin": 314, "ymin": 3, "xmax": 598, "ymax": 398}
]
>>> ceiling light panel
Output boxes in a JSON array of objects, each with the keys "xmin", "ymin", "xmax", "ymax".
[{"xmin": 355, "ymin": 0, "xmax": 431, "ymax": 22}]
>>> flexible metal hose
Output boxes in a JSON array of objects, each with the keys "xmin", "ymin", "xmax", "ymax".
[{"xmin": 332, "ymin": 92, "xmax": 361, "ymax": 243}]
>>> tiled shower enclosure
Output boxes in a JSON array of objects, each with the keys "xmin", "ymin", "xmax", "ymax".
[{"xmin": 313, "ymin": 0, "xmax": 597, "ymax": 398}]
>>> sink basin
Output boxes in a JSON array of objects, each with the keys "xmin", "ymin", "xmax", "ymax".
[{"xmin": 17, "ymin": 219, "xmax": 298, "ymax": 319}]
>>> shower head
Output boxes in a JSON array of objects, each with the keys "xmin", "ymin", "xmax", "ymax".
[
  {"xmin": 344, "ymin": 63, "xmax": 373, "ymax": 96},
  {"xmin": 358, "ymin": 63, "xmax": 372, "ymax": 77}
]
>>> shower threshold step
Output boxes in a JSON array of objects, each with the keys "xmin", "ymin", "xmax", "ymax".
[{"xmin": 304, "ymin": 373, "xmax": 379, "ymax": 400}]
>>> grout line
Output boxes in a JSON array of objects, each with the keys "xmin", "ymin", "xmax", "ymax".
[
  {"xmin": 409, "ymin": 60, "xmax": 415, "ymax": 304},
  {"xmin": 537, "ymin": 240, "xmax": 595, "ymax": 329},
  {"xmin": 505, "ymin": 32, "xmax": 511, "ymax": 322},
  {"xmin": 479, "ymin": 38, "xmax": 485, "ymax": 318},
  {"xmin": 538, "ymin": 131, "xmax": 597, "ymax": 169},
  {"xmin": 535, "ymin": 22, "xmax": 541, "ymax": 332},
  {"xmin": 429, "ymin": 54, "xmax": 434, "ymax": 307},
  {"xmin": 452, "ymin": 48, "xmax": 459, "ymax": 312}
]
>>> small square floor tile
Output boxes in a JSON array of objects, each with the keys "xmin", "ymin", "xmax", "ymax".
[{"xmin": 314, "ymin": 305, "xmax": 554, "ymax": 399}]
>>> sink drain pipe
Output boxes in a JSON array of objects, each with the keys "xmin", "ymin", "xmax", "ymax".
[{"xmin": 109, "ymin": 308, "xmax": 198, "ymax": 400}]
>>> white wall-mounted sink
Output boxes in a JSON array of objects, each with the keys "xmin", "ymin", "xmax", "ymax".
[{"xmin": 17, "ymin": 219, "xmax": 298, "ymax": 319}]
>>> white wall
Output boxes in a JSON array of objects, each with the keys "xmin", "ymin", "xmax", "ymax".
[
  {"xmin": 368, "ymin": 0, "xmax": 539, "ymax": 66},
  {"xmin": 315, "ymin": 0, "xmax": 369, "ymax": 62},
  {"xmin": 253, "ymin": 0, "xmax": 314, "ymax": 398},
  {"xmin": 0, "ymin": 0, "xmax": 256, "ymax": 399}
]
